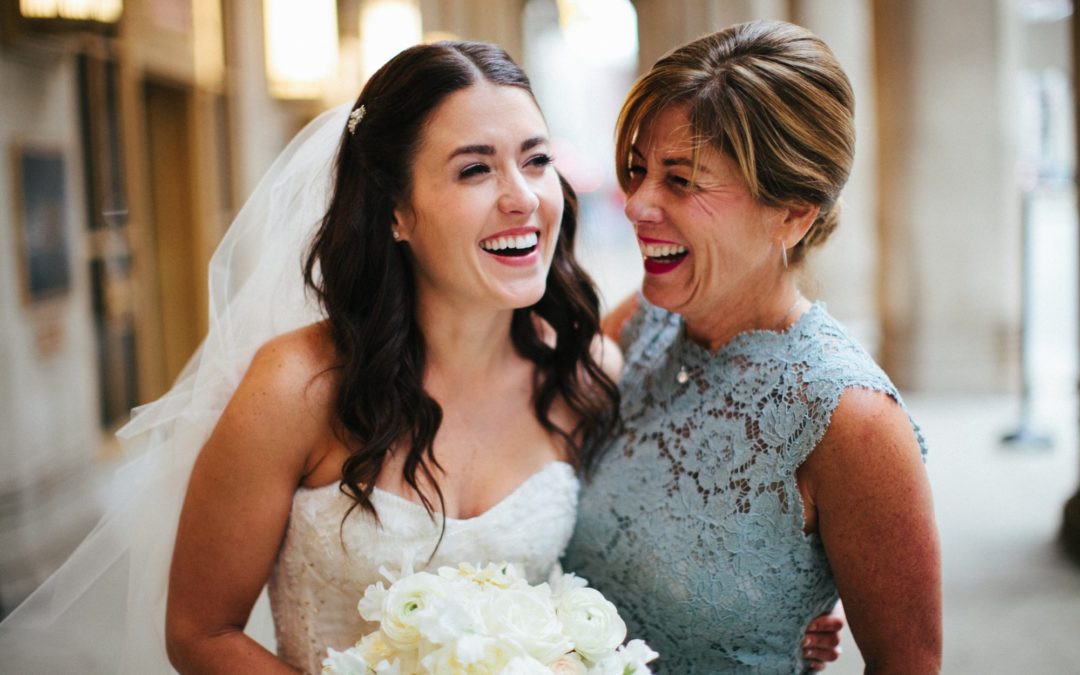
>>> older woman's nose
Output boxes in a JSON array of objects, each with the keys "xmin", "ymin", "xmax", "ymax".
[{"xmin": 624, "ymin": 181, "xmax": 662, "ymax": 225}]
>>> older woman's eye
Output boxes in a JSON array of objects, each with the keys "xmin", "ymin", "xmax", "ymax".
[
  {"xmin": 668, "ymin": 174, "xmax": 693, "ymax": 190},
  {"xmin": 459, "ymin": 163, "xmax": 491, "ymax": 179}
]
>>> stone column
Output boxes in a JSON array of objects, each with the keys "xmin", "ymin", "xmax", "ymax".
[
  {"xmin": 791, "ymin": 0, "xmax": 881, "ymax": 353},
  {"xmin": 1064, "ymin": 6, "xmax": 1080, "ymax": 566},
  {"xmin": 419, "ymin": 0, "xmax": 527, "ymax": 62},
  {"xmin": 632, "ymin": 0, "xmax": 786, "ymax": 73},
  {"xmin": 869, "ymin": 0, "xmax": 1020, "ymax": 391}
]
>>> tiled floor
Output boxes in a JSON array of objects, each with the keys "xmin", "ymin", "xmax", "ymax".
[{"xmin": 830, "ymin": 393, "xmax": 1080, "ymax": 674}]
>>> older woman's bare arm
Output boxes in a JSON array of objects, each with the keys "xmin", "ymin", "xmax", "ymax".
[
  {"xmin": 166, "ymin": 330, "xmax": 335, "ymax": 674},
  {"xmin": 600, "ymin": 294, "xmax": 640, "ymax": 344},
  {"xmin": 799, "ymin": 388, "xmax": 942, "ymax": 674}
]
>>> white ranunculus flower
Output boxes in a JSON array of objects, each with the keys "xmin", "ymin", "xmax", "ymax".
[
  {"xmin": 359, "ymin": 581, "xmax": 388, "ymax": 622},
  {"xmin": 415, "ymin": 593, "xmax": 485, "ymax": 645},
  {"xmin": 500, "ymin": 655, "xmax": 558, "ymax": 674},
  {"xmin": 420, "ymin": 634, "xmax": 524, "ymax": 673},
  {"xmin": 321, "ymin": 646, "xmax": 371, "ymax": 674},
  {"xmin": 555, "ymin": 587, "xmax": 626, "ymax": 664},
  {"xmin": 440, "ymin": 562, "xmax": 528, "ymax": 590},
  {"xmin": 483, "ymin": 586, "xmax": 573, "ymax": 664},
  {"xmin": 587, "ymin": 639, "xmax": 658, "ymax": 675},
  {"xmin": 379, "ymin": 571, "xmax": 448, "ymax": 649},
  {"xmin": 353, "ymin": 633, "xmax": 401, "ymax": 668},
  {"xmin": 547, "ymin": 570, "xmax": 588, "ymax": 602},
  {"xmin": 547, "ymin": 652, "xmax": 588, "ymax": 674}
]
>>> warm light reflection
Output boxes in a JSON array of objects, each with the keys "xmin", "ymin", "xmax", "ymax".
[
  {"xmin": 263, "ymin": 0, "xmax": 339, "ymax": 99},
  {"xmin": 193, "ymin": 0, "xmax": 224, "ymax": 89},
  {"xmin": 556, "ymin": 0, "xmax": 636, "ymax": 67},
  {"xmin": 361, "ymin": 0, "xmax": 422, "ymax": 80},
  {"xmin": 19, "ymin": 0, "xmax": 123, "ymax": 22}
]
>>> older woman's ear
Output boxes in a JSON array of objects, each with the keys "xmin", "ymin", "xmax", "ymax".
[{"xmin": 779, "ymin": 201, "xmax": 821, "ymax": 251}]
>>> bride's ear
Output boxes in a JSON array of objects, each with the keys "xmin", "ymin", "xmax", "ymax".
[{"xmin": 390, "ymin": 207, "xmax": 413, "ymax": 243}]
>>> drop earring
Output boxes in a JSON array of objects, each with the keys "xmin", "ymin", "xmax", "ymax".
[
  {"xmin": 392, "ymin": 228, "xmax": 401, "ymax": 241},
  {"xmin": 780, "ymin": 242, "xmax": 788, "ymax": 269}
]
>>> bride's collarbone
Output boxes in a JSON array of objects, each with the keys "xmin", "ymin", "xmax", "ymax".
[
  {"xmin": 301, "ymin": 395, "xmax": 570, "ymax": 518},
  {"xmin": 378, "ymin": 415, "xmax": 567, "ymax": 519}
]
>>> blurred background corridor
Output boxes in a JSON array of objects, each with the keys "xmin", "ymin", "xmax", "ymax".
[{"xmin": 0, "ymin": 0, "xmax": 1077, "ymax": 672}]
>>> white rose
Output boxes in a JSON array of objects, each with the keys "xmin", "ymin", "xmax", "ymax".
[
  {"xmin": 555, "ymin": 587, "xmax": 626, "ymax": 664},
  {"xmin": 379, "ymin": 572, "xmax": 448, "ymax": 649},
  {"xmin": 420, "ymin": 635, "xmax": 524, "ymax": 673},
  {"xmin": 483, "ymin": 586, "xmax": 573, "ymax": 664}
]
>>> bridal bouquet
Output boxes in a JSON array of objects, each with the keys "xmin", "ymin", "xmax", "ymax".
[{"xmin": 322, "ymin": 562, "xmax": 657, "ymax": 674}]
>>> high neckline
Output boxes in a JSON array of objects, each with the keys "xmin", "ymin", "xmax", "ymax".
[{"xmin": 680, "ymin": 301, "xmax": 820, "ymax": 358}]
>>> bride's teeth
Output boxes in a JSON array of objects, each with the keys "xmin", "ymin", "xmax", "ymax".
[{"xmin": 481, "ymin": 232, "xmax": 539, "ymax": 252}]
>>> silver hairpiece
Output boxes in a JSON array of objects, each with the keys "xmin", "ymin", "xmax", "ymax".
[{"xmin": 347, "ymin": 105, "xmax": 366, "ymax": 135}]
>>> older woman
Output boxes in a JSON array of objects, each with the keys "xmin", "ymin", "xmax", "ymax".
[{"xmin": 564, "ymin": 20, "xmax": 942, "ymax": 674}]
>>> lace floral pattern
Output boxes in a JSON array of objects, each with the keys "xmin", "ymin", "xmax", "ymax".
[
  {"xmin": 563, "ymin": 301, "xmax": 926, "ymax": 674},
  {"xmin": 268, "ymin": 461, "xmax": 578, "ymax": 674}
]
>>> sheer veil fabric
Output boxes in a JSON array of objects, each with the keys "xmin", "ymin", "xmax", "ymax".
[{"xmin": 0, "ymin": 104, "xmax": 350, "ymax": 673}]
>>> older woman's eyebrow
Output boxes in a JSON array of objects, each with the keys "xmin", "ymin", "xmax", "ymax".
[
  {"xmin": 448, "ymin": 136, "xmax": 548, "ymax": 161},
  {"xmin": 630, "ymin": 145, "xmax": 712, "ymax": 173}
]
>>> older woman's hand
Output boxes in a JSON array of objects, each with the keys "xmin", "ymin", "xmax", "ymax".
[{"xmin": 803, "ymin": 603, "xmax": 846, "ymax": 670}]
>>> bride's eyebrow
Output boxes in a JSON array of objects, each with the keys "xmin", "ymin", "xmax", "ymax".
[
  {"xmin": 449, "ymin": 144, "xmax": 495, "ymax": 160},
  {"xmin": 448, "ymin": 137, "xmax": 548, "ymax": 161},
  {"xmin": 521, "ymin": 136, "xmax": 547, "ymax": 152}
]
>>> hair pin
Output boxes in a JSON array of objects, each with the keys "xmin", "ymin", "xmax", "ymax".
[{"xmin": 347, "ymin": 105, "xmax": 366, "ymax": 135}]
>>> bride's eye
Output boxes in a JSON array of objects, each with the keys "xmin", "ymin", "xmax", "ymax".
[
  {"xmin": 525, "ymin": 153, "xmax": 554, "ymax": 169},
  {"xmin": 459, "ymin": 163, "xmax": 491, "ymax": 179}
]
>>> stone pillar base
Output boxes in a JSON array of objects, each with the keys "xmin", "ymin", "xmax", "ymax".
[{"xmin": 1064, "ymin": 489, "xmax": 1080, "ymax": 565}]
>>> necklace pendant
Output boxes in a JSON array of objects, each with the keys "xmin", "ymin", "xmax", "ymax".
[{"xmin": 676, "ymin": 366, "xmax": 689, "ymax": 384}]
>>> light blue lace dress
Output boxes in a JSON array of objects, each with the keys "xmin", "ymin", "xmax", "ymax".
[{"xmin": 564, "ymin": 300, "xmax": 926, "ymax": 674}]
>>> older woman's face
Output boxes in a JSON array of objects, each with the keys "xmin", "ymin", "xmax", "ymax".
[{"xmin": 624, "ymin": 105, "xmax": 786, "ymax": 322}]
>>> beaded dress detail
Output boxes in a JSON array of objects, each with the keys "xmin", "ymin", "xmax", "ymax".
[
  {"xmin": 563, "ymin": 301, "xmax": 926, "ymax": 674},
  {"xmin": 268, "ymin": 461, "xmax": 578, "ymax": 674}
]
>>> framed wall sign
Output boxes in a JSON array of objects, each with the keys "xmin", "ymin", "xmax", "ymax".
[{"xmin": 13, "ymin": 145, "xmax": 72, "ymax": 304}]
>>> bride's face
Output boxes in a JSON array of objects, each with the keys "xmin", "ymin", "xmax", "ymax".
[{"xmin": 394, "ymin": 82, "xmax": 563, "ymax": 311}]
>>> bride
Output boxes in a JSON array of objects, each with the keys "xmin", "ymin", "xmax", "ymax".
[
  {"xmin": 164, "ymin": 42, "xmax": 621, "ymax": 673},
  {"xmin": 0, "ymin": 41, "xmax": 618, "ymax": 674}
]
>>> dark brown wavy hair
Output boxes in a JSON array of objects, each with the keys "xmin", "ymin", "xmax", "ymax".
[{"xmin": 303, "ymin": 41, "xmax": 619, "ymax": 528}]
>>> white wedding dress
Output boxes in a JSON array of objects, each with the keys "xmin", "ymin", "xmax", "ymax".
[{"xmin": 268, "ymin": 462, "xmax": 579, "ymax": 674}]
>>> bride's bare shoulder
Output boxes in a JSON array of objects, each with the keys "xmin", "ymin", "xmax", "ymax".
[{"xmin": 238, "ymin": 322, "xmax": 340, "ymax": 417}]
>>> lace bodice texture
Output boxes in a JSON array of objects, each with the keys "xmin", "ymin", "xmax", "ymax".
[
  {"xmin": 563, "ymin": 301, "xmax": 926, "ymax": 674},
  {"xmin": 268, "ymin": 461, "xmax": 578, "ymax": 674}
]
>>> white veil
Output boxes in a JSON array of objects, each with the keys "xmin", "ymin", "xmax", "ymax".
[{"xmin": 0, "ymin": 103, "xmax": 351, "ymax": 673}]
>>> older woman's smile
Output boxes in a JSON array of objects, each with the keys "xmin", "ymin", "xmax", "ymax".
[{"xmin": 638, "ymin": 235, "xmax": 689, "ymax": 274}]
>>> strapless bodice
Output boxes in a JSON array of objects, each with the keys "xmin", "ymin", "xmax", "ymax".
[{"xmin": 267, "ymin": 461, "xmax": 578, "ymax": 674}]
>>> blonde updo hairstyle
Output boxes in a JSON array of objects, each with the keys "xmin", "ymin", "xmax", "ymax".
[{"xmin": 615, "ymin": 20, "xmax": 855, "ymax": 264}]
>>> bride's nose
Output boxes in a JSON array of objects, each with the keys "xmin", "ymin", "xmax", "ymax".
[{"xmin": 497, "ymin": 171, "xmax": 541, "ymax": 215}]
